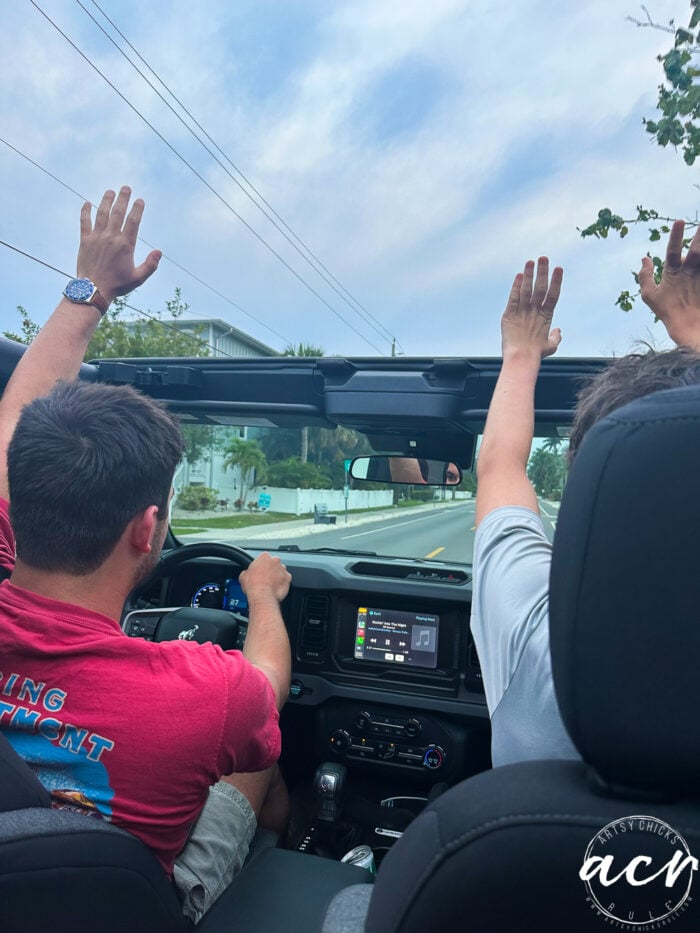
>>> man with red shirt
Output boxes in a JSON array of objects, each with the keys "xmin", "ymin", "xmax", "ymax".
[{"xmin": 0, "ymin": 187, "xmax": 292, "ymax": 922}]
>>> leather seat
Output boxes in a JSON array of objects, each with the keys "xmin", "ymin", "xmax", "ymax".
[
  {"xmin": 329, "ymin": 384, "xmax": 700, "ymax": 932},
  {"xmin": 0, "ymin": 729, "xmax": 191, "ymax": 933},
  {"xmin": 0, "ymin": 724, "xmax": 371, "ymax": 933}
]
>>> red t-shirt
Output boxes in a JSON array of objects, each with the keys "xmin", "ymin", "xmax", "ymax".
[{"xmin": 0, "ymin": 499, "xmax": 280, "ymax": 874}]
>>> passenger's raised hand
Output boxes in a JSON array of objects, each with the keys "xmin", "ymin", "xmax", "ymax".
[
  {"xmin": 639, "ymin": 220, "xmax": 700, "ymax": 350},
  {"xmin": 501, "ymin": 257, "xmax": 563, "ymax": 361},
  {"xmin": 77, "ymin": 186, "xmax": 161, "ymax": 306}
]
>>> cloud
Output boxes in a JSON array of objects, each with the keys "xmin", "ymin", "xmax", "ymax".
[{"xmin": 0, "ymin": 0, "xmax": 695, "ymax": 360}]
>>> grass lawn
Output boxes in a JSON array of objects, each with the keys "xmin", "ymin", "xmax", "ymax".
[
  {"xmin": 171, "ymin": 512, "xmax": 303, "ymax": 534},
  {"xmin": 170, "ymin": 499, "xmax": 457, "ymax": 535}
]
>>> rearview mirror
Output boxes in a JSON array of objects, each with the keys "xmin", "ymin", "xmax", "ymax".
[{"xmin": 350, "ymin": 456, "xmax": 462, "ymax": 486}]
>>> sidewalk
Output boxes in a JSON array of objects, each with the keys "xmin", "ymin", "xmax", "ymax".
[{"xmin": 173, "ymin": 499, "xmax": 468, "ymax": 544}]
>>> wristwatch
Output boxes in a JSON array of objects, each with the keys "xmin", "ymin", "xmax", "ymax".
[{"xmin": 63, "ymin": 278, "xmax": 109, "ymax": 316}]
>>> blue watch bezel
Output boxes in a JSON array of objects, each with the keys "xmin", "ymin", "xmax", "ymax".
[{"xmin": 63, "ymin": 278, "xmax": 97, "ymax": 303}]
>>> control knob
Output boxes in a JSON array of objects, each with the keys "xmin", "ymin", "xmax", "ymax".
[
  {"xmin": 355, "ymin": 711, "xmax": 372, "ymax": 730},
  {"xmin": 423, "ymin": 744, "xmax": 445, "ymax": 770},
  {"xmin": 329, "ymin": 730, "xmax": 351, "ymax": 755},
  {"xmin": 404, "ymin": 718, "xmax": 422, "ymax": 738}
]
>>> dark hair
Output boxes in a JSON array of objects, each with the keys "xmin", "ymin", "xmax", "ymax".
[
  {"xmin": 568, "ymin": 346, "xmax": 700, "ymax": 462},
  {"xmin": 8, "ymin": 380, "xmax": 184, "ymax": 574}
]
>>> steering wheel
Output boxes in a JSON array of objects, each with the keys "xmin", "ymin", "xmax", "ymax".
[
  {"xmin": 125, "ymin": 542, "xmax": 253, "ymax": 649},
  {"xmin": 154, "ymin": 541, "xmax": 252, "ymax": 575}
]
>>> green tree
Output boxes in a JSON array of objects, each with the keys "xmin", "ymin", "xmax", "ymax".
[
  {"xmin": 257, "ymin": 426, "xmax": 372, "ymax": 488},
  {"xmin": 222, "ymin": 438, "xmax": 267, "ymax": 507},
  {"xmin": 85, "ymin": 289, "xmax": 207, "ymax": 359},
  {"xmin": 3, "ymin": 306, "xmax": 40, "ymax": 345},
  {"xmin": 3, "ymin": 289, "xmax": 208, "ymax": 358},
  {"xmin": 527, "ymin": 447, "xmax": 567, "ymax": 500},
  {"xmin": 580, "ymin": 1, "xmax": 700, "ymax": 311},
  {"xmin": 266, "ymin": 457, "xmax": 332, "ymax": 489},
  {"xmin": 308, "ymin": 426, "xmax": 370, "ymax": 487},
  {"xmin": 541, "ymin": 436, "xmax": 568, "ymax": 455},
  {"xmin": 283, "ymin": 342, "xmax": 324, "ymax": 357},
  {"xmin": 3, "ymin": 290, "xmax": 217, "ymax": 468},
  {"xmin": 183, "ymin": 424, "xmax": 240, "ymax": 467},
  {"xmin": 258, "ymin": 427, "xmax": 305, "ymax": 463}
]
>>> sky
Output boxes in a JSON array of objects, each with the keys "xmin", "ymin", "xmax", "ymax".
[{"xmin": 0, "ymin": 0, "xmax": 697, "ymax": 359}]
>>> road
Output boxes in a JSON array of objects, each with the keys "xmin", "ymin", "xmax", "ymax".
[
  {"xmin": 179, "ymin": 498, "xmax": 560, "ymax": 564},
  {"xmin": 281, "ymin": 501, "xmax": 476, "ymax": 562}
]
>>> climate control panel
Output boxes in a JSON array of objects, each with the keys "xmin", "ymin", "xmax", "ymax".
[{"xmin": 318, "ymin": 702, "xmax": 459, "ymax": 779}]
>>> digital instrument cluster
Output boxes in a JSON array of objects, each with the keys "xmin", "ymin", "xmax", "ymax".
[{"xmin": 190, "ymin": 577, "xmax": 248, "ymax": 615}]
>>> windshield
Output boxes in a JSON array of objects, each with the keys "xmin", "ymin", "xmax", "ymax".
[{"xmin": 170, "ymin": 423, "xmax": 567, "ymax": 562}]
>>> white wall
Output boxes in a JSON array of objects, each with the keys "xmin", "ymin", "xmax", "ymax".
[{"xmin": 245, "ymin": 486, "xmax": 394, "ymax": 515}]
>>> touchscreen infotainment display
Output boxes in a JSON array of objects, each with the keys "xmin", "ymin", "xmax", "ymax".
[{"xmin": 353, "ymin": 607, "xmax": 439, "ymax": 669}]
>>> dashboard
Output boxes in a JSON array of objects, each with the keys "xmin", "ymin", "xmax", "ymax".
[{"xmin": 122, "ymin": 547, "xmax": 491, "ymax": 785}]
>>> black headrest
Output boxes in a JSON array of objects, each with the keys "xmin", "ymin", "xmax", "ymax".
[{"xmin": 550, "ymin": 384, "xmax": 700, "ymax": 797}]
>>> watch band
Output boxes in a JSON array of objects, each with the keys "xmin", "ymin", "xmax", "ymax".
[{"xmin": 87, "ymin": 287, "xmax": 109, "ymax": 316}]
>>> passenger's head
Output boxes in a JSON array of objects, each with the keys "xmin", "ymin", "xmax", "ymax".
[
  {"xmin": 8, "ymin": 380, "xmax": 184, "ymax": 575},
  {"xmin": 568, "ymin": 346, "xmax": 700, "ymax": 463}
]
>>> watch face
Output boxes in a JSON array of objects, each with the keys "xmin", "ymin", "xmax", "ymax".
[{"xmin": 64, "ymin": 278, "xmax": 95, "ymax": 302}]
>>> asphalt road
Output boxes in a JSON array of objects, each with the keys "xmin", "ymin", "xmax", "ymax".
[
  {"xmin": 304, "ymin": 500, "xmax": 477, "ymax": 563},
  {"xmin": 178, "ymin": 498, "xmax": 560, "ymax": 564}
]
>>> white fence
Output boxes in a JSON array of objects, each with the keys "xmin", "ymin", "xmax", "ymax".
[{"xmin": 246, "ymin": 486, "xmax": 394, "ymax": 515}]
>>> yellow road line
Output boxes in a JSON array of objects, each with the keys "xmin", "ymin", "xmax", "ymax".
[{"xmin": 424, "ymin": 546, "xmax": 445, "ymax": 559}]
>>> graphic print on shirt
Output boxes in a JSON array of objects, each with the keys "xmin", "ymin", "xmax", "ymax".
[{"xmin": 0, "ymin": 671, "xmax": 115, "ymax": 819}]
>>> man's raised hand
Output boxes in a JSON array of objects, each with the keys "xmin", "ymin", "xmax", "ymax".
[
  {"xmin": 639, "ymin": 220, "xmax": 700, "ymax": 350},
  {"xmin": 501, "ymin": 257, "xmax": 563, "ymax": 361},
  {"xmin": 77, "ymin": 186, "xmax": 162, "ymax": 306}
]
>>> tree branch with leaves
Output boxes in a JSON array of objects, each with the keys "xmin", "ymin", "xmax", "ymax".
[{"xmin": 580, "ymin": 0, "xmax": 700, "ymax": 312}]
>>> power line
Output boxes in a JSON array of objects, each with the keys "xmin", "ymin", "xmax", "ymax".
[
  {"xmin": 80, "ymin": 0, "xmax": 400, "ymax": 351},
  {"xmin": 0, "ymin": 238, "xmax": 229, "ymax": 358},
  {"xmin": 29, "ymin": 0, "xmax": 385, "ymax": 354},
  {"xmin": 0, "ymin": 136, "xmax": 292, "ymax": 347}
]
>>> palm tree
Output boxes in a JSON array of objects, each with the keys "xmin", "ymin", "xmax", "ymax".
[
  {"xmin": 283, "ymin": 343, "xmax": 324, "ymax": 463},
  {"xmin": 541, "ymin": 437, "xmax": 564, "ymax": 453},
  {"xmin": 223, "ymin": 438, "xmax": 267, "ymax": 507}
]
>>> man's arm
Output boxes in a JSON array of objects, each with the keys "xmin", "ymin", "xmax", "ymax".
[
  {"xmin": 0, "ymin": 186, "xmax": 161, "ymax": 501},
  {"xmin": 239, "ymin": 552, "xmax": 292, "ymax": 710},
  {"xmin": 475, "ymin": 257, "xmax": 563, "ymax": 527},
  {"xmin": 639, "ymin": 220, "xmax": 700, "ymax": 350}
]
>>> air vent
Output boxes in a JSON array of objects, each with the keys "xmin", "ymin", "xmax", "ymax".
[
  {"xmin": 350, "ymin": 561, "xmax": 469, "ymax": 585},
  {"xmin": 299, "ymin": 595, "xmax": 330, "ymax": 661}
]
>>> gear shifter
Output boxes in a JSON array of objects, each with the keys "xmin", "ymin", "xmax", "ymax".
[{"xmin": 313, "ymin": 762, "xmax": 347, "ymax": 823}]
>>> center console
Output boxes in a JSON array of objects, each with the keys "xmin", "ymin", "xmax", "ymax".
[
  {"xmin": 317, "ymin": 699, "xmax": 472, "ymax": 785},
  {"xmin": 294, "ymin": 591, "xmax": 487, "ymax": 785}
]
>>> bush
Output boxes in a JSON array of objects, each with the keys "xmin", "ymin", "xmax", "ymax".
[
  {"xmin": 266, "ymin": 457, "xmax": 332, "ymax": 489},
  {"xmin": 410, "ymin": 486, "xmax": 435, "ymax": 502},
  {"xmin": 175, "ymin": 486, "xmax": 219, "ymax": 511}
]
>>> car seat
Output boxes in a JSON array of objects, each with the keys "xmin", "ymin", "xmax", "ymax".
[{"xmin": 324, "ymin": 384, "xmax": 700, "ymax": 933}]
